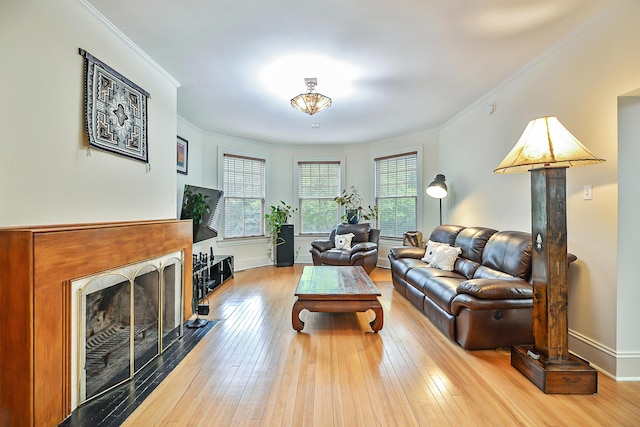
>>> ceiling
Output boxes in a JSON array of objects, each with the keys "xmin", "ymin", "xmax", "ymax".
[{"xmin": 87, "ymin": 0, "xmax": 615, "ymax": 145}]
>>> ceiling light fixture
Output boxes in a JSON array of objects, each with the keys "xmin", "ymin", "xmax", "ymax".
[{"xmin": 291, "ymin": 78, "xmax": 331, "ymax": 115}]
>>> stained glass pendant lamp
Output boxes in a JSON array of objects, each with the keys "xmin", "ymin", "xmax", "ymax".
[{"xmin": 291, "ymin": 78, "xmax": 332, "ymax": 115}]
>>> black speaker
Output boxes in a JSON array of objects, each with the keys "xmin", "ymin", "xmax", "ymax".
[{"xmin": 276, "ymin": 224, "xmax": 294, "ymax": 267}]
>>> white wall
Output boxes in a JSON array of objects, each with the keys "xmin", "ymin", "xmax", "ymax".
[
  {"xmin": 617, "ymin": 93, "xmax": 640, "ymax": 379},
  {"xmin": 439, "ymin": 0, "xmax": 640, "ymax": 379},
  {"xmin": 0, "ymin": 0, "xmax": 179, "ymax": 226}
]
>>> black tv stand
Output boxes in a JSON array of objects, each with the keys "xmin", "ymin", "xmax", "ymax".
[{"xmin": 203, "ymin": 254, "xmax": 234, "ymax": 294}]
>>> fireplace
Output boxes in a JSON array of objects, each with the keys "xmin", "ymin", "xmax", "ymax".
[
  {"xmin": 71, "ymin": 253, "xmax": 183, "ymax": 406},
  {"xmin": 0, "ymin": 220, "xmax": 193, "ymax": 427}
]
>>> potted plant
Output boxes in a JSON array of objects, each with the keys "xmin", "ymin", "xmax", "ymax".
[
  {"xmin": 181, "ymin": 188, "xmax": 210, "ymax": 237},
  {"xmin": 264, "ymin": 201, "xmax": 298, "ymax": 266},
  {"xmin": 334, "ymin": 186, "xmax": 378, "ymax": 224}
]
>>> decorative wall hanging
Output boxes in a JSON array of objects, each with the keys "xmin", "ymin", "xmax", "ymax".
[
  {"xmin": 80, "ymin": 49, "xmax": 150, "ymax": 166},
  {"xmin": 177, "ymin": 136, "xmax": 188, "ymax": 174}
]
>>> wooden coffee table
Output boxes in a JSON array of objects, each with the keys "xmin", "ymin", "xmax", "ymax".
[{"xmin": 292, "ymin": 266, "xmax": 383, "ymax": 332}]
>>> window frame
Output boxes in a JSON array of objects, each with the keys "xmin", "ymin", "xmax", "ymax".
[
  {"xmin": 373, "ymin": 150, "xmax": 421, "ymax": 240},
  {"xmin": 220, "ymin": 151, "xmax": 267, "ymax": 240},
  {"xmin": 294, "ymin": 157, "xmax": 345, "ymax": 236}
]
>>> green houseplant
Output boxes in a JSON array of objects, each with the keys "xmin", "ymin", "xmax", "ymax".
[
  {"xmin": 333, "ymin": 186, "xmax": 378, "ymax": 224},
  {"xmin": 264, "ymin": 201, "xmax": 298, "ymax": 265},
  {"xmin": 181, "ymin": 188, "xmax": 210, "ymax": 238}
]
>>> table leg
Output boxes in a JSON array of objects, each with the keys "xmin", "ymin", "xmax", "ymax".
[
  {"xmin": 369, "ymin": 303, "xmax": 384, "ymax": 332},
  {"xmin": 292, "ymin": 300, "xmax": 305, "ymax": 331}
]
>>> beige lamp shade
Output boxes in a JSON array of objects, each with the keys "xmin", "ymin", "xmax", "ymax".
[{"xmin": 494, "ymin": 116, "xmax": 605, "ymax": 174}]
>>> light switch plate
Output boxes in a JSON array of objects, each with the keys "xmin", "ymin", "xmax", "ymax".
[{"xmin": 583, "ymin": 185, "xmax": 593, "ymax": 200}]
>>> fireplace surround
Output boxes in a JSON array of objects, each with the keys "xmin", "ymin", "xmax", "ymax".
[{"xmin": 0, "ymin": 220, "xmax": 193, "ymax": 427}]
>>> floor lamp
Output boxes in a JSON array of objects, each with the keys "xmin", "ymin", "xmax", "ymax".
[
  {"xmin": 426, "ymin": 174, "xmax": 448, "ymax": 225},
  {"xmin": 494, "ymin": 116, "xmax": 604, "ymax": 394}
]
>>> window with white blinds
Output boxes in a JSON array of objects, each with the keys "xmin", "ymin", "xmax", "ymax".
[
  {"xmin": 298, "ymin": 161, "xmax": 341, "ymax": 234},
  {"xmin": 223, "ymin": 153, "xmax": 265, "ymax": 238},
  {"xmin": 375, "ymin": 152, "xmax": 418, "ymax": 238}
]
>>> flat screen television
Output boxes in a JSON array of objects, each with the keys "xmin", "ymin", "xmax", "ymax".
[{"xmin": 180, "ymin": 185, "xmax": 223, "ymax": 243}]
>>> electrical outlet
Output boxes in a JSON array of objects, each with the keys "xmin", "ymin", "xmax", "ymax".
[{"xmin": 583, "ymin": 185, "xmax": 593, "ymax": 200}]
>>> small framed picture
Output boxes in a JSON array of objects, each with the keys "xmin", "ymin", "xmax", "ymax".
[{"xmin": 177, "ymin": 136, "xmax": 188, "ymax": 174}]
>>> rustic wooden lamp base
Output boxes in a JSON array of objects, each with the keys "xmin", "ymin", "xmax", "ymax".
[
  {"xmin": 511, "ymin": 345, "xmax": 598, "ymax": 394},
  {"xmin": 494, "ymin": 117, "xmax": 605, "ymax": 397}
]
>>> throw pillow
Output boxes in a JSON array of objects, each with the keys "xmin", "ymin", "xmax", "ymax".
[
  {"xmin": 335, "ymin": 233, "xmax": 355, "ymax": 250},
  {"xmin": 429, "ymin": 245, "xmax": 462, "ymax": 271},
  {"xmin": 422, "ymin": 240, "xmax": 450, "ymax": 263}
]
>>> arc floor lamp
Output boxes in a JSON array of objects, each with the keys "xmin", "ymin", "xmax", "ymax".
[
  {"xmin": 495, "ymin": 116, "xmax": 604, "ymax": 394},
  {"xmin": 426, "ymin": 174, "xmax": 448, "ymax": 225}
]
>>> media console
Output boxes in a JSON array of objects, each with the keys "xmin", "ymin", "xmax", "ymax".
[{"xmin": 192, "ymin": 252, "xmax": 234, "ymax": 307}]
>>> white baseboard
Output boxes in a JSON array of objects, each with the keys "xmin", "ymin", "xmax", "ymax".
[
  {"xmin": 233, "ymin": 256, "xmax": 271, "ymax": 272},
  {"xmin": 569, "ymin": 329, "xmax": 640, "ymax": 380},
  {"xmin": 296, "ymin": 254, "xmax": 313, "ymax": 265}
]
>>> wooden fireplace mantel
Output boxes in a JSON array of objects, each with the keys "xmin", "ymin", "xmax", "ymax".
[{"xmin": 0, "ymin": 219, "xmax": 193, "ymax": 427}]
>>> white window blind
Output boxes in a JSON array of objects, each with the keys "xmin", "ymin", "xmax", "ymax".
[
  {"xmin": 375, "ymin": 152, "xmax": 417, "ymax": 238},
  {"xmin": 298, "ymin": 161, "xmax": 341, "ymax": 234},
  {"xmin": 223, "ymin": 153, "xmax": 265, "ymax": 238}
]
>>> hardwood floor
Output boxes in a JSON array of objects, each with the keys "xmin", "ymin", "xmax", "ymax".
[{"xmin": 122, "ymin": 265, "xmax": 640, "ymax": 426}]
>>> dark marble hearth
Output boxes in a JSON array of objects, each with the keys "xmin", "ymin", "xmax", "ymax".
[{"xmin": 59, "ymin": 320, "xmax": 217, "ymax": 427}]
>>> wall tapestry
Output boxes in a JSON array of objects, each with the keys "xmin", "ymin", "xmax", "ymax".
[{"xmin": 80, "ymin": 48, "xmax": 150, "ymax": 165}]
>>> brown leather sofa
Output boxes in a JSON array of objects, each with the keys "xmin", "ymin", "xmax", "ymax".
[
  {"xmin": 389, "ymin": 224, "xmax": 540, "ymax": 350},
  {"xmin": 310, "ymin": 223, "xmax": 380, "ymax": 274}
]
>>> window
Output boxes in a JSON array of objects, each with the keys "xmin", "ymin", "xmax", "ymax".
[
  {"xmin": 375, "ymin": 152, "xmax": 417, "ymax": 238},
  {"xmin": 298, "ymin": 161, "xmax": 341, "ymax": 234},
  {"xmin": 223, "ymin": 153, "xmax": 265, "ymax": 238}
]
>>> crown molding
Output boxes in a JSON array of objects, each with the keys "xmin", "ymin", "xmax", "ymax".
[{"xmin": 78, "ymin": 0, "xmax": 181, "ymax": 88}]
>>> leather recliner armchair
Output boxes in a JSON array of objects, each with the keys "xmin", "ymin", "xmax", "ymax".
[{"xmin": 309, "ymin": 223, "xmax": 380, "ymax": 274}]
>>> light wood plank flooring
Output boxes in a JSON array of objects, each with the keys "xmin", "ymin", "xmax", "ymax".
[{"xmin": 122, "ymin": 265, "xmax": 640, "ymax": 426}]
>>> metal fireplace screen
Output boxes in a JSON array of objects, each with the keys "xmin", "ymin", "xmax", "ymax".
[{"xmin": 76, "ymin": 255, "xmax": 183, "ymax": 405}]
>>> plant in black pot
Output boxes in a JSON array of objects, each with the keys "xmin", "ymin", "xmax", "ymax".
[
  {"xmin": 264, "ymin": 201, "xmax": 298, "ymax": 266},
  {"xmin": 334, "ymin": 186, "xmax": 378, "ymax": 224},
  {"xmin": 181, "ymin": 188, "xmax": 210, "ymax": 238}
]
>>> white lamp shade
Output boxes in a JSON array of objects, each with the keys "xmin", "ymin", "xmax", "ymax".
[{"xmin": 494, "ymin": 116, "xmax": 605, "ymax": 174}]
